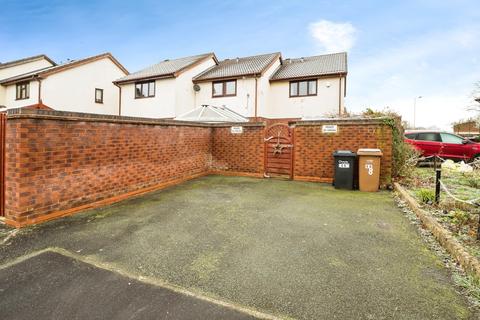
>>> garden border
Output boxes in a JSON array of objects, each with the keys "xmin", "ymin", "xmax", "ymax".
[{"xmin": 394, "ymin": 182, "xmax": 480, "ymax": 278}]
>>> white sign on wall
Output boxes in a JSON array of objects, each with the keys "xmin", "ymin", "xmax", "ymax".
[
  {"xmin": 322, "ymin": 124, "xmax": 338, "ymax": 133},
  {"xmin": 230, "ymin": 126, "xmax": 243, "ymax": 134}
]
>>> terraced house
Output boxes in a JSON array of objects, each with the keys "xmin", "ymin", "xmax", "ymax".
[
  {"xmin": 116, "ymin": 51, "xmax": 347, "ymax": 121},
  {"xmin": 1, "ymin": 51, "xmax": 347, "ymax": 121},
  {"xmin": 0, "ymin": 53, "xmax": 128, "ymax": 114}
]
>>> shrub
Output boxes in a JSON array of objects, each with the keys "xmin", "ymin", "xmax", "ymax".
[
  {"xmin": 450, "ymin": 209, "xmax": 471, "ymax": 234},
  {"xmin": 416, "ymin": 188, "xmax": 435, "ymax": 204},
  {"xmin": 362, "ymin": 108, "xmax": 420, "ymax": 179}
]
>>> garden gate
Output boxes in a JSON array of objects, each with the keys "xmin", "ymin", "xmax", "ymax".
[{"xmin": 264, "ymin": 123, "xmax": 294, "ymax": 179}]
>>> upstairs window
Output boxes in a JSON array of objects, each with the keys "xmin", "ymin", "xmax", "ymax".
[
  {"xmin": 289, "ymin": 80, "xmax": 317, "ymax": 97},
  {"xmin": 212, "ymin": 80, "xmax": 236, "ymax": 97},
  {"xmin": 16, "ymin": 82, "xmax": 30, "ymax": 100},
  {"xmin": 95, "ymin": 88, "xmax": 103, "ymax": 104},
  {"xmin": 135, "ymin": 81, "xmax": 155, "ymax": 98}
]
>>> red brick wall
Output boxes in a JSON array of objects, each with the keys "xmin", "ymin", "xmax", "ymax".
[
  {"xmin": 293, "ymin": 121, "xmax": 393, "ymax": 185},
  {"xmin": 211, "ymin": 125, "xmax": 264, "ymax": 174},
  {"xmin": 453, "ymin": 121, "xmax": 479, "ymax": 135},
  {"xmin": 4, "ymin": 117, "xmax": 212, "ymax": 225},
  {"xmin": 2, "ymin": 110, "xmax": 394, "ymax": 227}
]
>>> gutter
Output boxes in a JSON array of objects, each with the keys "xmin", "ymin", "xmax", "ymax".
[
  {"xmin": 192, "ymin": 72, "xmax": 262, "ymax": 84},
  {"xmin": 114, "ymin": 73, "xmax": 175, "ymax": 86},
  {"xmin": 269, "ymin": 72, "xmax": 347, "ymax": 83}
]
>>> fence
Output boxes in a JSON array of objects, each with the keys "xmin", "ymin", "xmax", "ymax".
[{"xmin": 427, "ymin": 155, "xmax": 480, "ymax": 238}]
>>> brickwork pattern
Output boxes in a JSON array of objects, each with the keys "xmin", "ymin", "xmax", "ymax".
[
  {"xmin": 293, "ymin": 123, "xmax": 393, "ymax": 185},
  {"xmin": 211, "ymin": 126, "xmax": 264, "ymax": 173},
  {"xmin": 4, "ymin": 119, "xmax": 211, "ymax": 223},
  {"xmin": 2, "ymin": 112, "xmax": 394, "ymax": 226}
]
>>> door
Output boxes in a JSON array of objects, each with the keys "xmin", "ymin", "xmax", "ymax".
[
  {"xmin": 414, "ymin": 132, "xmax": 442, "ymax": 157},
  {"xmin": 440, "ymin": 132, "xmax": 470, "ymax": 160},
  {"xmin": 264, "ymin": 124, "xmax": 293, "ymax": 179}
]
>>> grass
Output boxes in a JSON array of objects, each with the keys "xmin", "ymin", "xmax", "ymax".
[
  {"xmin": 405, "ymin": 167, "xmax": 480, "ymax": 206},
  {"xmin": 402, "ymin": 166, "xmax": 480, "ymax": 258},
  {"xmin": 454, "ymin": 274, "xmax": 480, "ymax": 307}
]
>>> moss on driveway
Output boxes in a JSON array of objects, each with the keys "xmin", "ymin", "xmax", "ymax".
[{"xmin": 0, "ymin": 176, "xmax": 477, "ymax": 319}]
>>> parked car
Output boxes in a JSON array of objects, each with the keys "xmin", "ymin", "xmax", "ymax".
[{"xmin": 404, "ymin": 131, "xmax": 480, "ymax": 162}]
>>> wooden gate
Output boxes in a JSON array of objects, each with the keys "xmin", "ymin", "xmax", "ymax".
[
  {"xmin": 0, "ymin": 113, "xmax": 5, "ymax": 217},
  {"xmin": 264, "ymin": 123, "xmax": 294, "ymax": 179}
]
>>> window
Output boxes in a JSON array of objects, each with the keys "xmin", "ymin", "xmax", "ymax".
[
  {"xmin": 16, "ymin": 82, "xmax": 30, "ymax": 100},
  {"xmin": 440, "ymin": 133, "xmax": 464, "ymax": 144},
  {"xmin": 135, "ymin": 81, "xmax": 155, "ymax": 98},
  {"xmin": 289, "ymin": 80, "xmax": 317, "ymax": 97},
  {"xmin": 405, "ymin": 133, "xmax": 417, "ymax": 139},
  {"xmin": 212, "ymin": 80, "xmax": 236, "ymax": 97},
  {"xmin": 95, "ymin": 88, "xmax": 103, "ymax": 104},
  {"xmin": 417, "ymin": 132, "xmax": 441, "ymax": 142}
]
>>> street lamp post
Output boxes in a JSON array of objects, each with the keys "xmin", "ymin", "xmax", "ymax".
[{"xmin": 413, "ymin": 96, "xmax": 423, "ymax": 129}]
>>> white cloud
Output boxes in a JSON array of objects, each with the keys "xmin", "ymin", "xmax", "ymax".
[
  {"xmin": 309, "ymin": 20, "xmax": 356, "ymax": 53},
  {"xmin": 345, "ymin": 25, "xmax": 480, "ymax": 131}
]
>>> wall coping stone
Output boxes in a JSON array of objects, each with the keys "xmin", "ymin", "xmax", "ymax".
[
  {"xmin": 6, "ymin": 108, "xmax": 265, "ymax": 128},
  {"xmin": 291, "ymin": 117, "xmax": 391, "ymax": 126}
]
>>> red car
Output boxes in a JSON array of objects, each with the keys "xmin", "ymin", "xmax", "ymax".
[{"xmin": 404, "ymin": 131, "xmax": 480, "ymax": 162}]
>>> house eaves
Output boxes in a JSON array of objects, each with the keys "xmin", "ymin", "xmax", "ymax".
[
  {"xmin": 0, "ymin": 54, "xmax": 56, "ymax": 70},
  {"xmin": 114, "ymin": 53, "xmax": 218, "ymax": 85},
  {"xmin": 269, "ymin": 52, "xmax": 347, "ymax": 82},
  {"xmin": 0, "ymin": 52, "xmax": 129, "ymax": 86},
  {"xmin": 192, "ymin": 52, "xmax": 281, "ymax": 83}
]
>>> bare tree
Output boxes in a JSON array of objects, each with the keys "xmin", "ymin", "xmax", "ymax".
[{"xmin": 468, "ymin": 81, "xmax": 480, "ymax": 113}]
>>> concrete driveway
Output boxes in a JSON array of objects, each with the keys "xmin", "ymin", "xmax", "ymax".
[{"xmin": 0, "ymin": 176, "xmax": 477, "ymax": 319}]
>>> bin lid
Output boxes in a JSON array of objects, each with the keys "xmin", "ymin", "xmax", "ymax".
[
  {"xmin": 357, "ymin": 148, "xmax": 383, "ymax": 156},
  {"xmin": 333, "ymin": 150, "xmax": 356, "ymax": 157}
]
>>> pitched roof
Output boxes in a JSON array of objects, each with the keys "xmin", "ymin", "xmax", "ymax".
[
  {"xmin": 0, "ymin": 54, "xmax": 56, "ymax": 70},
  {"xmin": 0, "ymin": 53, "xmax": 128, "ymax": 85},
  {"xmin": 270, "ymin": 52, "xmax": 347, "ymax": 81},
  {"xmin": 115, "ymin": 53, "xmax": 217, "ymax": 84},
  {"xmin": 174, "ymin": 104, "xmax": 248, "ymax": 123},
  {"xmin": 193, "ymin": 52, "xmax": 281, "ymax": 82}
]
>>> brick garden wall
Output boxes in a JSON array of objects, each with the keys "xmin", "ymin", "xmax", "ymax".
[
  {"xmin": 293, "ymin": 119, "xmax": 393, "ymax": 186},
  {"xmin": 2, "ymin": 109, "xmax": 394, "ymax": 227},
  {"xmin": 211, "ymin": 125, "xmax": 264, "ymax": 175},
  {"xmin": 4, "ymin": 111, "xmax": 213, "ymax": 226}
]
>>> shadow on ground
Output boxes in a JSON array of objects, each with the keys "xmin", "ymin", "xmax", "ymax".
[{"xmin": 0, "ymin": 175, "xmax": 477, "ymax": 319}]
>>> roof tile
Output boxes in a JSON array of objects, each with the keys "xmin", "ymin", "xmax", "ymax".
[
  {"xmin": 193, "ymin": 52, "xmax": 280, "ymax": 81},
  {"xmin": 270, "ymin": 52, "xmax": 347, "ymax": 81},
  {"xmin": 116, "ymin": 53, "xmax": 215, "ymax": 83}
]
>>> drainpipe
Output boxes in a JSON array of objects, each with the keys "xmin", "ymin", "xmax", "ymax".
[
  {"xmin": 254, "ymin": 77, "xmax": 258, "ymax": 120},
  {"xmin": 36, "ymin": 77, "xmax": 42, "ymax": 104},
  {"xmin": 338, "ymin": 76, "xmax": 342, "ymax": 116},
  {"xmin": 114, "ymin": 83, "xmax": 122, "ymax": 116}
]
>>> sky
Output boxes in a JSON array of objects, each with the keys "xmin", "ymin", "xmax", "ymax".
[{"xmin": 1, "ymin": 0, "xmax": 479, "ymax": 130}]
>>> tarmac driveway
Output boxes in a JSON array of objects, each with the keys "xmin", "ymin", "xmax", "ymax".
[{"xmin": 0, "ymin": 175, "xmax": 477, "ymax": 319}]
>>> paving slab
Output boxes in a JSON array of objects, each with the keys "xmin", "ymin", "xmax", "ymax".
[{"xmin": 0, "ymin": 175, "xmax": 477, "ymax": 319}]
